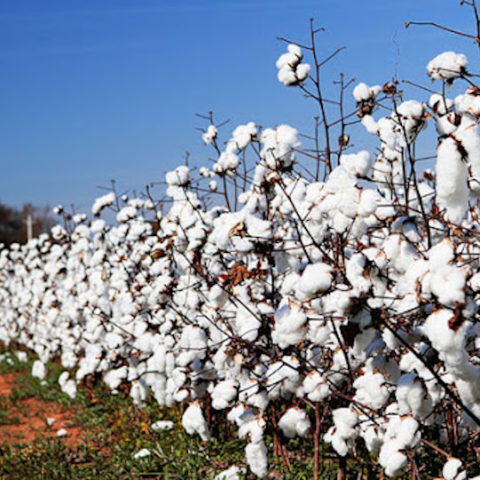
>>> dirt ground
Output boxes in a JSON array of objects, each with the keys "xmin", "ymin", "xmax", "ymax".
[{"xmin": 0, "ymin": 372, "xmax": 84, "ymax": 446}]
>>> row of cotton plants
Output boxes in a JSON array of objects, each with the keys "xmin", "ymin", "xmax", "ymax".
[{"xmin": 2, "ymin": 26, "xmax": 480, "ymax": 479}]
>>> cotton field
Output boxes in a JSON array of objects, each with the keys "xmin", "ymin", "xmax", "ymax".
[{"xmin": 2, "ymin": 17, "xmax": 480, "ymax": 480}]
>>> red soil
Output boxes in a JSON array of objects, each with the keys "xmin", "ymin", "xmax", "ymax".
[{"xmin": 0, "ymin": 372, "xmax": 86, "ymax": 446}]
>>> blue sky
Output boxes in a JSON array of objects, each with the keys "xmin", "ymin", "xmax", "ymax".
[{"xmin": 1, "ymin": 0, "xmax": 478, "ymax": 210}]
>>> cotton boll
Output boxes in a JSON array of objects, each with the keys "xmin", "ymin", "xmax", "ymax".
[
  {"xmin": 151, "ymin": 420, "xmax": 174, "ymax": 431},
  {"xmin": 429, "ymin": 93, "xmax": 453, "ymax": 116},
  {"xmin": 436, "ymin": 136, "xmax": 469, "ymax": 224},
  {"xmin": 443, "ymin": 458, "xmax": 466, "ymax": 480},
  {"xmin": 341, "ymin": 151, "xmax": 371, "ymax": 177},
  {"xmin": 378, "ymin": 440, "xmax": 408, "ymax": 477},
  {"xmin": 353, "ymin": 371, "xmax": 390, "ymax": 410},
  {"xmin": 296, "ymin": 263, "xmax": 332, "ymax": 300},
  {"xmin": 211, "ymin": 379, "xmax": 238, "ymax": 410},
  {"xmin": 245, "ymin": 440, "xmax": 268, "ymax": 478},
  {"xmin": 32, "ymin": 360, "xmax": 46, "ymax": 379},
  {"xmin": 92, "ymin": 192, "xmax": 116, "ymax": 216},
  {"xmin": 272, "ymin": 304, "xmax": 306, "ymax": 348},
  {"xmin": 296, "ymin": 63, "xmax": 311, "ymax": 81},
  {"xmin": 427, "ymin": 51, "xmax": 467, "ymax": 81},
  {"xmin": 202, "ymin": 125, "xmax": 217, "ymax": 144},
  {"xmin": 214, "ymin": 466, "xmax": 246, "ymax": 480},
  {"xmin": 278, "ymin": 407, "xmax": 311, "ymax": 438},
  {"xmin": 353, "ymin": 83, "xmax": 371, "ymax": 102},
  {"xmin": 232, "ymin": 122, "xmax": 256, "ymax": 149},
  {"xmin": 166, "ymin": 165, "xmax": 190, "ymax": 187},
  {"xmin": 324, "ymin": 408, "xmax": 358, "ymax": 456},
  {"xmin": 133, "ymin": 448, "xmax": 151, "ymax": 459},
  {"xmin": 182, "ymin": 402, "xmax": 210, "ymax": 441}
]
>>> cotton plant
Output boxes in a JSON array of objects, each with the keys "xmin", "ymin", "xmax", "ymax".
[{"xmin": 2, "ymin": 19, "xmax": 480, "ymax": 480}]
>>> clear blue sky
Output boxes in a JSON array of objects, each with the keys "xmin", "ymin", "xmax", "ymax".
[{"xmin": 1, "ymin": 0, "xmax": 478, "ymax": 210}]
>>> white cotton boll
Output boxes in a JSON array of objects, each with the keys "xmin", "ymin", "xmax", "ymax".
[
  {"xmin": 277, "ymin": 66, "xmax": 297, "ymax": 86},
  {"xmin": 379, "ymin": 440, "xmax": 408, "ymax": 477},
  {"xmin": 353, "ymin": 82, "xmax": 371, "ymax": 102},
  {"xmin": 272, "ymin": 304, "xmax": 306, "ymax": 348},
  {"xmin": 232, "ymin": 122, "xmax": 256, "ymax": 149},
  {"xmin": 133, "ymin": 448, "xmax": 151, "ymax": 459},
  {"xmin": 324, "ymin": 408, "xmax": 358, "ymax": 457},
  {"xmin": 166, "ymin": 165, "xmax": 190, "ymax": 186},
  {"xmin": 436, "ymin": 136, "xmax": 469, "ymax": 224},
  {"xmin": 358, "ymin": 189, "xmax": 381, "ymax": 217},
  {"xmin": 214, "ymin": 466, "xmax": 246, "ymax": 480},
  {"xmin": 32, "ymin": 360, "xmax": 46, "ymax": 379},
  {"xmin": 92, "ymin": 192, "xmax": 116, "ymax": 215},
  {"xmin": 202, "ymin": 125, "xmax": 217, "ymax": 144},
  {"xmin": 341, "ymin": 150, "xmax": 371, "ymax": 177},
  {"xmin": 182, "ymin": 403, "xmax": 210, "ymax": 441},
  {"xmin": 215, "ymin": 150, "xmax": 240, "ymax": 172},
  {"xmin": 362, "ymin": 115, "xmax": 378, "ymax": 134},
  {"xmin": 443, "ymin": 458, "xmax": 466, "ymax": 480},
  {"xmin": 396, "ymin": 373, "xmax": 433, "ymax": 419},
  {"xmin": 151, "ymin": 420, "xmax": 174, "ymax": 431},
  {"xmin": 116, "ymin": 206, "xmax": 137, "ymax": 223},
  {"xmin": 15, "ymin": 351, "xmax": 27, "ymax": 362},
  {"xmin": 427, "ymin": 51, "xmax": 467, "ymax": 81},
  {"xmin": 245, "ymin": 441, "xmax": 268, "ymax": 478},
  {"xmin": 429, "ymin": 94, "xmax": 453, "ymax": 116},
  {"xmin": 278, "ymin": 407, "xmax": 311, "ymax": 438},
  {"xmin": 296, "ymin": 263, "xmax": 332, "ymax": 300},
  {"xmin": 430, "ymin": 264, "xmax": 466, "ymax": 305},
  {"xmin": 455, "ymin": 87, "xmax": 480, "ymax": 118},
  {"xmin": 353, "ymin": 371, "xmax": 389, "ymax": 410},
  {"xmin": 56, "ymin": 428, "xmax": 68, "ymax": 437},
  {"xmin": 276, "ymin": 52, "xmax": 298, "ymax": 70},
  {"xmin": 211, "ymin": 379, "xmax": 238, "ymax": 410},
  {"xmin": 296, "ymin": 63, "xmax": 311, "ymax": 81},
  {"xmin": 51, "ymin": 225, "xmax": 67, "ymax": 240},
  {"xmin": 287, "ymin": 43, "xmax": 302, "ymax": 59},
  {"xmin": 209, "ymin": 180, "xmax": 218, "ymax": 192}
]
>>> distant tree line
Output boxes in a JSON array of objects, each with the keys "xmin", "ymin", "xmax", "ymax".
[{"xmin": 0, "ymin": 203, "xmax": 54, "ymax": 246}]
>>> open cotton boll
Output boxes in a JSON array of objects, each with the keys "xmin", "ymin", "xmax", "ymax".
[
  {"xmin": 436, "ymin": 136, "xmax": 469, "ymax": 224},
  {"xmin": 278, "ymin": 407, "xmax": 311, "ymax": 438},
  {"xmin": 133, "ymin": 448, "xmax": 151, "ymax": 459},
  {"xmin": 353, "ymin": 371, "xmax": 389, "ymax": 410},
  {"xmin": 295, "ymin": 63, "xmax": 311, "ymax": 81},
  {"xmin": 211, "ymin": 379, "xmax": 238, "ymax": 410},
  {"xmin": 340, "ymin": 150, "xmax": 371, "ymax": 177},
  {"xmin": 92, "ymin": 192, "xmax": 116, "ymax": 216},
  {"xmin": 427, "ymin": 51, "xmax": 467, "ymax": 81},
  {"xmin": 245, "ymin": 440, "xmax": 268, "ymax": 478},
  {"xmin": 166, "ymin": 165, "xmax": 190, "ymax": 187},
  {"xmin": 277, "ymin": 66, "xmax": 297, "ymax": 86},
  {"xmin": 443, "ymin": 458, "xmax": 466, "ymax": 480},
  {"xmin": 353, "ymin": 82, "xmax": 371, "ymax": 102},
  {"xmin": 182, "ymin": 402, "xmax": 210, "ymax": 441},
  {"xmin": 378, "ymin": 439, "xmax": 408, "ymax": 477},
  {"xmin": 296, "ymin": 263, "xmax": 332, "ymax": 300},
  {"xmin": 214, "ymin": 466, "xmax": 246, "ymax": 480},
  {"xmin": 151, "ymin": 420, "xmax": 174, "ymax": 431},
  {"xmin": 272, "ymin": 304, "xmax": 306, "ymax": 348},
  {"xmin": 324, "ymin": 408, "xmax": 358, "ymax": 456},
  {"xmin": 202, "ymin": 125, "xmax": 217, "ymax": 145},
  {"xmin": 429, "ymin": 94, "xmax": 453, "ymax": 116},
  {"xmin": 456, "ymin": 87, "xmax": 480, "ymax": 118},
  {"xmin": 32, "ymin": 360, "xmax": 46, "ymax": 379},
  {"xmin": 232, "ymin": 122, "xmax": 256, "ymax": 149}
]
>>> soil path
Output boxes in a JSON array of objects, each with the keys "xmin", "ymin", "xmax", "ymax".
[{"xmin": 0, "ymin": 372, "xmax": 86, "ymax": 446}]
